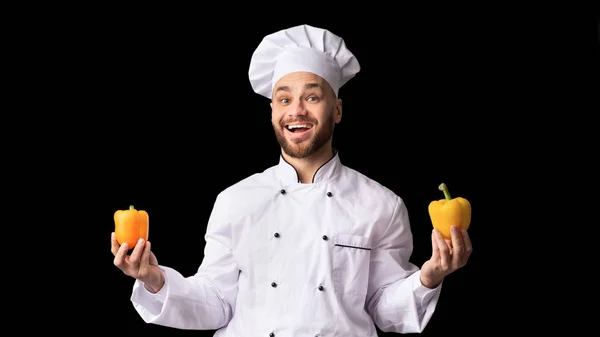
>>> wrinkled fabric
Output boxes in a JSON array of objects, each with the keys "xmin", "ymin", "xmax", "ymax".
[{"xmin": 131, "ymin": 153, "xmax": 442, "ymax": 336}]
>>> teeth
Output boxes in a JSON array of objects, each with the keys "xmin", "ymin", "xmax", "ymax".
[{"xmin": 287, "ymin": 124, "xmax": 309, "ymax": 129}]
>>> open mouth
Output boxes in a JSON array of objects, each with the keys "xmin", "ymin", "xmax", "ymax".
[{"xmin": 285, "ymin": 124, "xmax": 313, "ymax": 133}]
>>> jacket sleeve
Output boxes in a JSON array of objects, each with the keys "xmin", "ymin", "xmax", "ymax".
[
  {"xmin": 365, "ymin": 196, "xmax": 442, "ymax": 333},
  {"xmin": 130, "ymin": 193, "xmax": 240, "ymax": 330}
]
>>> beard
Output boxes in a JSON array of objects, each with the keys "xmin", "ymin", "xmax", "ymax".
[{"xmin": 273, "ymin": 112, "xmax": 335, "ymax": 159}]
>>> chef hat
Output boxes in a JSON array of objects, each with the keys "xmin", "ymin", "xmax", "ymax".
[{"xmin": 248, "ymin": 24, "xmax": 361, "ymax": 99}]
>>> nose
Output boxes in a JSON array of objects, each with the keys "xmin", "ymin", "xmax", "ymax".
[{"xmin": 288, "ymin": 99, "xmax": 307, "ymax": 116}]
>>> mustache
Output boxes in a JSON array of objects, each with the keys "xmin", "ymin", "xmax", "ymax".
[{"xmin": 279, "ymin": 117, "xmax": 317, "ymax": 127}]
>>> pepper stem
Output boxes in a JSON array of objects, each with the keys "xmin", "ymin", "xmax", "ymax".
[
  {"xmin": 129, "ymin": 205, "xmax": 135, "ymax": 210},
  {"xmin": 438, "ymin": 183, "xmax": 452, "ymax": 201}
]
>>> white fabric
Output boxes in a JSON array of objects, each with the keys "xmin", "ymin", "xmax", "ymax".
[
  {"xmin": 248, "ymin": 24, "xmax": 361, "ymax": 99},
  {"xmin": 130, "ymin": 153, "xmax": 442, "ymax": 336}
]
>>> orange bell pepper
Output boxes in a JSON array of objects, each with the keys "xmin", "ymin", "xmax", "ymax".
[
  {"xmin": 114, "ymin": 205, "xmax": 149, "ymax": 248},
  {"xmin": 428, "ymin": 183, "xmax": 471, "ymax": 240}
]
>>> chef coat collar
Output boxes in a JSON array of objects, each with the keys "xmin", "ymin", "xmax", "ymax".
[{"xmin": 276, "ymin": 150, "xmax": 342, "ymax": 185}]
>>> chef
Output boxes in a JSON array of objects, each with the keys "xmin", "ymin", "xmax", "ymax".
[{"xmin": 111, "ymin": 24, "xmax": 473, "ymax": 337}]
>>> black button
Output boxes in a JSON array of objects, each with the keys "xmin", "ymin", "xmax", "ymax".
[
  {"xmin": 271, "ymin": 282, "xmax": 277, "ymax": 287},
  {"xmin": 280, "ymin": 189, "xmax": 286, "ymax": 194},
  {"xmin": 318, "ymin": 285, "xmax": 324, "ymax": 291},
  {"xmin": 322, "ymin": 235, "xmax": 328, "ymax": 241},
  {"xmin": 326, "ymin": 192, "xmax": 333, "ymax": 197},
  {"xmin": 274, "ymin": 232, "xmax": 280, "ymax": 238},
  {"xmin": 269, "ymin": 333, "xmax": 275, "ymax": 337}
]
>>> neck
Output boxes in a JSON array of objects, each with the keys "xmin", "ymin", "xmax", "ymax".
[{"xmin": 282, "ymin": 142, "xmax": 334, "ymax": 184}]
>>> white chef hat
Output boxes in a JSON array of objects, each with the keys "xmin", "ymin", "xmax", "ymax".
[{"xmin": 248, "ymin": 24, "xmax": 361, "ymax": 99}]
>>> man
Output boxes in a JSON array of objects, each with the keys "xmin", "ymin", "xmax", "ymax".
[{"xmin": 111, "ymin": 24, "xmax": 472, "ymax": 336}]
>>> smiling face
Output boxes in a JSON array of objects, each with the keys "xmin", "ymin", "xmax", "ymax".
[{"xmin": 270, "ymin": 72, "xmax": 342, "ymax": 159}]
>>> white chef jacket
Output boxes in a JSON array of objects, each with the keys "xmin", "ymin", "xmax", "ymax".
[{"xmin": 130, "ymin": 152, "xmax": 442, "ymax": 336}]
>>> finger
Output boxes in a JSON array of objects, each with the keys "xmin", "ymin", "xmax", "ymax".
[
  {"xmin": 431, "ymin": 230, "xmax": 440, "ymax": 260},
  {"xmin": 149, "ymin": 250, "xmax": 158, "ymax": 265},
  {"xmin": 445, "ymin": 238, "xmax": 453, "ymax": 251},
  {"xmin": 139, "ymin": 240, "xmax": 152, "ymax": 272},
  {"xmin": 433, "ymin": 229, "xmax": 450, "ymax": 268},
  {"xmin": 450, "ymin": 226, "xmax": 464, "ymax": 266},
  {"xmin": 128, "ymin": 238, "xmax": 146, "ymax": 267},
  {"xmin": 113, "ymin": 242, "xmax": 130, "ymax": 269},
  {"xmin": 111, "ymin": 232, "xmax": 120, "ymax": 256},
  {"xmin": 461, "ymin": 229, "xmax": 473, "ymax": 260}
]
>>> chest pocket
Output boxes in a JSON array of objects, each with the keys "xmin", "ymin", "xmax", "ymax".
[{"xmin": 331, "ymin": 233, "xmax": 372, "ymax": 297}]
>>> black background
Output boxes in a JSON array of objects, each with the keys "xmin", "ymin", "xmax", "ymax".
[{"xmin": 21, "ymin": 4, "xmax": 599, "ymax": 336}]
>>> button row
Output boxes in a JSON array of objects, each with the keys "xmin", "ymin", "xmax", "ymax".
[
  {"xmin": 280, "ymin": 189, "xmax": 333, "ymax": 197},
  {"xmin": 272, "ymin": 233, "xmax": 328, "ymax": 240},
  {"xmin": 270, "ymin": 333, "xmax": 321, "ymax": 337},
  {"xmin": 270, "ymin": 282, "xmax": 325, "ymax": 291}
]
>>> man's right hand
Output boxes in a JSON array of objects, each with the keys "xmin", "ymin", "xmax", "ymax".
[{"xmin": 111, "ymin": 232, "xmax": 165, "ymax": 293}]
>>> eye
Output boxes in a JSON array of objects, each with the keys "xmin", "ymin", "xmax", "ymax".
[
  {"xmin": 280, "ymin": 98, "xmax": 290, "ymax": 104},
  {"xmin": 306, "ymin": 96, "xmax": 319, "ymax": 102}
]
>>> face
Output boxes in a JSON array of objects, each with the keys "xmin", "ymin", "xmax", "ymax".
[{"xmin": 270, "ymin": 72, "xmax": 342, "ymax": 159}]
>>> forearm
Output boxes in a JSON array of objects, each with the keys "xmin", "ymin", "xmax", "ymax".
[
  {"xmin": 142, "ymin": 265, "xmax": 165, "ymax": 293},
  {"xmin": 369, "ymin": 271, "xmax": 442, "ymax": 333},
  {"xmin": 131, "ymin": 266, "xmax": 234, "ymax": 330},
  {"xmin": 420, "ymin": 272, "xmax": 443, "ymax": 289}
]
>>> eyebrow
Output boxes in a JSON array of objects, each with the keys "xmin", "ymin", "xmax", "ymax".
[{"xmin": 274, "ymin": 82, "xmax": 323, "ymax": 93}]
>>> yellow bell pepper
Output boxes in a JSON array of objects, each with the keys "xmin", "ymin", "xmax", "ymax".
[
  {"xmin": 428, "ymin": 183, "xmax": 471, "ymax": 240},
  {"xmin": 114, "ymin": 205, "xmax": 149, "ymax": 248}
]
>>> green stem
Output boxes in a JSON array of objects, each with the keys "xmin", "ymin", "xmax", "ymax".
[
  {"xmin": 129, "ymin": 205, "xmax": 135, "ymax": 210},
  {"xmin": 438, "ymin": 183, "xmax": 452, "ymax": 201}
]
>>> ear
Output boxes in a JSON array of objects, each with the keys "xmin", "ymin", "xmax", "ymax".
[{"xmin": 334, "ymin": 98, "xmax": 343, "ymax": 124}]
